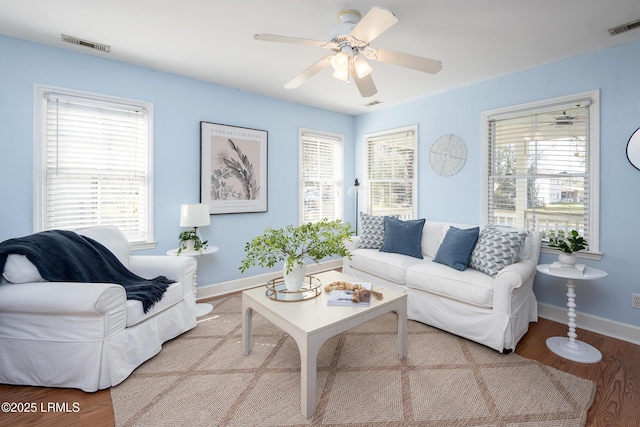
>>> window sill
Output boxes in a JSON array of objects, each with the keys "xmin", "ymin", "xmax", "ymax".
[{"xmin": 540, "ymin": 246, "xmax": 603, "ymax": 261}]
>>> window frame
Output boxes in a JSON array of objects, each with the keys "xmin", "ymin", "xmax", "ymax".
[
  {"xmin": 298, "ymin": 128, "xmax": 344, "ymax": 225},
  {"xmin": 481, "ymin": 90, "xmax": 601, "ymax": 258},
  {"xmin": 33, "ymin": 84, "xmax": 156, "ymax": 249},
  {"xmin": 364, "ymin": 125, "xmax": 418, "ymax": 220}
]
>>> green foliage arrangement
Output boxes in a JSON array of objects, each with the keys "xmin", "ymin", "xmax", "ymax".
[
  {"xmin": 177, "ymin": 229, "xmax": 208, "ymax": 254},
  {"xmin": 239, "ymin": 219, "xmax": 353, "ymax": 274},
  {"xmin": 547, "ymin": 229, "xmax": 588, "ymax": 254}
]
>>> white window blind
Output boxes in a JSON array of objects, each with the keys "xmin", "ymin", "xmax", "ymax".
[
  {"xmin": 485, "ymin": 94, "xmax": 599, "ymax": 251},
  {"xmin": 300, "ymin": 131, "xmax": 343, "ymax": 224},
  {"xmin": 36, "ymin": 87, "xmax": 153, "ymax": 245},
  {"xmin": 366, "ymin": 127, "xmax": 417, "ymax": 219}
]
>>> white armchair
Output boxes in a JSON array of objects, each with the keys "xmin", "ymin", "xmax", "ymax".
[{"xmin": 0, "ymin": 226, "xmax": 198, "ymax": 391}]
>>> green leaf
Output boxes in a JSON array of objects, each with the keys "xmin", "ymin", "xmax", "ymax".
[{"xmin": 239, "ymin": 219, "xmax": 353, "ymax": 273}]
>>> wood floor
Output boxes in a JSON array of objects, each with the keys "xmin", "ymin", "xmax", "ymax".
[{"xmin": 1, "ymin": 305, "xmax": 638, "ymax": 427}]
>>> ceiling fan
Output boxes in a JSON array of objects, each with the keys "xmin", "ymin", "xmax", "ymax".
[
  {"xmin": 254, "ymin": 6, "xmax": 442, "ymax": 97},
  {"xmin": 548, "ymin": 111, "xmax": 586, "ymax": 127}
]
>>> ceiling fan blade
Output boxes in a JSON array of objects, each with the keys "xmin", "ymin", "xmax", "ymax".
[
  {"xmin": 369, "ymin": 47, "xmax": 442, "ymax": 74},
  {"xmin": 352, "ymin": 72, "xmax": 378, "ymax": 97},
  {"xmin": 284, "ymin": 55, "xmax": 334, "ymax": 89},
  {"xmin": 254, "ymin": 33, "xmax": 338, "ymax": 49},
  {"xmin": 349, "ymin": 7, "xmax": 398, "ymax": 43},
  {"xmin": 350, "ymin": 59, "xmax": 378, "ymax": 97}
]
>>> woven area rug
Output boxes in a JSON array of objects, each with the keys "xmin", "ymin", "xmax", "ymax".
[{"xmin": 111, "ymin": 294, "xmax": 596, "ymax": 426}]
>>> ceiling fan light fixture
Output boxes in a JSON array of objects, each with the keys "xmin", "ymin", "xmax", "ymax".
[
  {"xmin": 330, "ymin": 50, "xmax": 349, "ymax": 71},
  {"xmin": 354, "ymin": 56, "xmax": 372, "ymax": 78},
  {"xmin": 332, "ymin": 67, "xmax": 349, "ymax": 82}
]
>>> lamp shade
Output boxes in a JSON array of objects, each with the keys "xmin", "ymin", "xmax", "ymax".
[
  {"xmin": 180, "ymin": 203, "xmax": 210, "ymax": 227},
  {"xmin": 354, "ymin": 57, "xmax": 372, "ymax": 78}
]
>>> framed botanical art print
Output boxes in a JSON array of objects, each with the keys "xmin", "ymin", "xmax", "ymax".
[{"xmin": 200, "ymin": 122, "xmax": 268, "ymax": 214}]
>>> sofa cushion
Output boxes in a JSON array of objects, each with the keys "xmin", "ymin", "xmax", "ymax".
[
  {"xmin": 421, "ymin": 222, "xmax": 447, "ymax": 259},
  {"xmin": 356, "ymin": 212, "xmax": 389, "ymax": 249},
  {"xmin": 518, "ymin": 232, "xmax": 534, "ymax": 261},
  {"xmin": 380, "ymin": 217, "xmax": 425, "ymax": 259},
  {"xmin": 406, "ymin": 261, "xmax": 495, "ymax": 308},
  {"xmin": 469, "ymin": 225, "xmax": 529, "ymax": 277},
  {"xmin": 433, "ymin": 226, "xmax": 479, "ymax": 271},
  {"xmin": 348, "ymin": 248, "xmax": 425, "ymax": 284},
  {"xmin": 126, "ymin": 280, "xmax": 185, "ymax": 327},
  {"xmin": 76, "ymin": 225, "xmax": 132, "ymax": 268},
  {"xmin": 2, "ymin": 254, "xmax": 44, "ymax": 283}
]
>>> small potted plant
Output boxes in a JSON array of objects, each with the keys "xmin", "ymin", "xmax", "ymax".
[
  {"xmin": 177, "ymin": 229, "xmax": 208, "ymax": 255},
  {"xmin": 239, "ymin": 219, "xmax": 352, "ymax": 291},
  {"xmin": 547, "ymin": 229, "xmax": 588, "ymax": 267}
]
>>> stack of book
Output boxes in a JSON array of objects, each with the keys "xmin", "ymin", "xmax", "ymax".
[
  {"xmin": 327, "ymin": 283, "xmax": 372, "ymax": 306},
  {"xmin": 549, "ymin": 262, "xmax": 586, "ymax": 275}
]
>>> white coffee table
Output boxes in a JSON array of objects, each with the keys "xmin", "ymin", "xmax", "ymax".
[{"xmin": 242, "ymin": 270, "xmax": 407, "ymax": 418}]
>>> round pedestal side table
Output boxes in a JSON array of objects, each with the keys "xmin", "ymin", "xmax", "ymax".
[
  {"xmin": 536, "ymin": 263, "xmax": 608, "ymax": 363},
  {"xmin": 167, "ymin": 246, "xmax": 219, "ymax": 317}
]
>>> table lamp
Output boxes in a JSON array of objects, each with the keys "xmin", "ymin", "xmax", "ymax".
[{"xmin": 179, "ymin": 203, "xmax": 210, "ymax": 253}]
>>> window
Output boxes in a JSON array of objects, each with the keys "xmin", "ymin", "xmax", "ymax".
[
  {"xmin": 482, "ymin": 91, "xmax": 600, "ymax": 253},
  {"xmin": 34, "ymin": 85, "xmax": 154, "ymax": 248},
  {"xmin": 365, "ymin": 126, "xmax": 417, "ymax": 219},
  {"xmin": 299, "ymin": 130, "xmax": 343, "ymax": 224}
]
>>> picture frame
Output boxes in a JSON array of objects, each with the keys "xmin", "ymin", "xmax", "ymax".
[{"xmin": 200, "ymin": 122, "xmax": 268, "ymax": 214}]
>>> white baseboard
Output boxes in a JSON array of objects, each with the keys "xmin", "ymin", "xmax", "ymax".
[
  {"xmin": 195, "ymin": 259, "xmax": 342, "ymax": 300},
  {"xmin": 538, "ymin": 302, "xmax": 640, "ymax": 346}
]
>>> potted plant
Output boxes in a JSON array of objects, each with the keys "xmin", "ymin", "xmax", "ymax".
[
  {"xmin": 177, "ymin": 229, "xmax": 208, "ymax": 255},
  {"xmin": 547, "ymin": 229, "xmax": 588, "ymax": 267},
  {"xmin": 239, "ymin": 219, "xmax": 353, "ymax": 291}
]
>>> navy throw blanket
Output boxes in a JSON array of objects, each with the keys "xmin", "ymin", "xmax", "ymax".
[{"xmin": 0, "ymin": 230, "xmax": 174, "ymax": 313}]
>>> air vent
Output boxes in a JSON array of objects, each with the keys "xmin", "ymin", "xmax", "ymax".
[
  {"xmin": 608, "ymin": 19, "xmax": 640, "ymax": 36},
  {"xmin": 363, "ymin": 100, "xmax": 383, "ymax": 107},
  {"xmin": 61, "ymin": 34, "xmax": 111, "ymax": 52}
]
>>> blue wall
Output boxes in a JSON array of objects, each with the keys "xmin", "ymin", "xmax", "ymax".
[
  {"xmin": 0, "ymin": 35, "xmax": 355, "ymax": 286},
  {"xmin": 1, "ymin": 33, "xmax": 639, "ymax": 329},
  {"xmin": 355, "ymin": 38, "xmax": 640, "ymax": 328}
]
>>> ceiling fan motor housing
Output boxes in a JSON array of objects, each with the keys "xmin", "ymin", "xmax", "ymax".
[{"xmin": 329, "ymin": 10, "xmax": 360, "ymax": 42}]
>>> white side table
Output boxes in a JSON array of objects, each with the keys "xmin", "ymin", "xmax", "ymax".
[
  {"xmin": 167, "ymin": 246, "xmax": 219, "ymax": 317},
  {"xmin": 536, "ymin": 263, "xmax": 608, "ymax": 363}
]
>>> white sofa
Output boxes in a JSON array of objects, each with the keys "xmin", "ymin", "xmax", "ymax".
[
  {"xmin": 343, "ymin": 219, "xmax": 542, "ymax": 352},
  {"xmin": 0, "ymin": 225, "xmax": 198, "ymax": 391}
]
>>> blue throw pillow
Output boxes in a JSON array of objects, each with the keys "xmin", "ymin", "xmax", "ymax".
[
  {"xmin": 433, "ymin": 226, "xmax": 480, "ymax": 271},
  {"xmin": 379, "ymin": 217, "xmax": 425, "ymax": 259}
]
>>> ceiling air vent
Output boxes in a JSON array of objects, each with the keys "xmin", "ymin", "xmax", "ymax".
[
  {"xmin": 364, "ymin": 100, "xmax": 383, "ymax": 107},
  {"xmin": 608, "ymin": 19, "xmax": 640, "ymax": 36},
  {"xmin": 61, "ymin": 34, "xmax": 111, "ymax": 52}
]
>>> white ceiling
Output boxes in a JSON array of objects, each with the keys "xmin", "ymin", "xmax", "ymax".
[{"xmin": 1, "ymin": 0, "xmax": 640, "ymax": 115}]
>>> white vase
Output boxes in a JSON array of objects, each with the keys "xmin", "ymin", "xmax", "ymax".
[
  {"xmin": 559, "ymin": 252, "xmax": 578, "ymax": 267},
  {"xmin": 283, "ymin": 261, "xmax": 306, "ymax": 291}
]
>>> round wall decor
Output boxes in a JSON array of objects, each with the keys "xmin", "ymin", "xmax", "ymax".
[
  {"xmin": 429, "ymin": 134, "xmax": 467, "ymax": 176},
  {"xmin": 627, "ymin": 127, "xmax": 640, "ymax": 171}
]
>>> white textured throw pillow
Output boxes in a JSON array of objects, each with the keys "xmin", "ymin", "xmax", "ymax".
[{"xmin": 469, "ymin": 225, "xmax": 529, "ymax": 277}]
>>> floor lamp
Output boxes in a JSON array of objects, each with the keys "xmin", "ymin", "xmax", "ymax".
[{"xmin": 347, "ymin": 178, "xmax": 361, "ymax": 235}]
